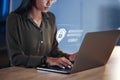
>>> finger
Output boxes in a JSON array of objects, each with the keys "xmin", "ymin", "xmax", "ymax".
[
  {"xmin": 69, "ymin": 54, "xmax": 77, "ymax": 61},
  {"xmin": 61, "ymin": 60, "xmax": 71, "ymax": 68},
  {"xmin": 61, "ymin": 57, "xmax": 73, "ymax": 68},
  {"xmin": 57, "ymin": 63, "xmax": 65, "ymax": 69}
]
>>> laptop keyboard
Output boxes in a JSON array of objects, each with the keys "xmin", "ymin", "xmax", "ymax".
[
  {"xmin": 37, "ymin": 61, "xmax": 74, "ymax": 73},
  {"xmin": 48, "ymin": 66, "xmax": 71, "ymax": 71}
]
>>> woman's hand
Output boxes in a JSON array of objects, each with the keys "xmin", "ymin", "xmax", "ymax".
[
  {"xmin": 46, "ymin": 57, "xmax": 73, "ymax": 69},
  {"xmin": 68, "ymin": 53, "xmax": 78, "ymax": 62}
]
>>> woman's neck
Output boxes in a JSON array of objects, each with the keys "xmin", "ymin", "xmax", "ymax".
[
  {"xmin": 29, "ymin": 7, "xmax": 42, "ymax": 21},
  {"xmin": 29, "ymin": 7, "xmax": 42, "ymax": 27}
]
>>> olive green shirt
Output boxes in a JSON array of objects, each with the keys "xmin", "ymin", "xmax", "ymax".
[{"xmin": 6, "ymin": 12, "xmax": 69, "ymax": 68}]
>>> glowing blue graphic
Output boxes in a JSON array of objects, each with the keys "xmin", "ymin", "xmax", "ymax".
[
  {"xmin": 50, "ymin": 0, "xmax": 82, "ymax": 53},
  {"xmin": 56, "ymin": 28, "xmax": 66, "ymax": 43},
  {"xmin": 118, "ymin": 27, "xmax": 120, "ymax": 30}
]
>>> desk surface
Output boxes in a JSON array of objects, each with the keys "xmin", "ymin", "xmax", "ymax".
[{"xmin": 0, "ymin": 46, "xmax": 120, "ymax": 80}]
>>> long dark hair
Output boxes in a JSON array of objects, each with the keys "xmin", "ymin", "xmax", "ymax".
[{"xmin": 14, "ymin": 0, "xmax": 35, "ymax": 15}]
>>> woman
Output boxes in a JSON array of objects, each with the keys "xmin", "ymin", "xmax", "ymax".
[{"xmin": 6, "ymin": 0, "xmax": 77, "ymax": 68}]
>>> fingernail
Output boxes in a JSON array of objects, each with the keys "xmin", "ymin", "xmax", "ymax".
[
  {"xmin": 68, "ymin": 66, "xmax": 71, "ymax": 68},
  {"xmin": 62, "ymin": 67, "xmax": 65, "ymax": 69}
]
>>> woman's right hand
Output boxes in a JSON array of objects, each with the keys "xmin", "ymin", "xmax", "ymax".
[{"xmin": 46, "ymin": 57, "xmax": 73, "ymax": 69}]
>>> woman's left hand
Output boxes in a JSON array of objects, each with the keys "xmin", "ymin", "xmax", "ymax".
[{"xmin": 69, "ymin": 52, "xmax": 78, "ymax": 62}]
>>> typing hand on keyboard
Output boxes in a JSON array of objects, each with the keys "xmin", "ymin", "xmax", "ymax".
[{"xmin": 47, "ymin": 57, "xmax": 73, "ymax": 69}]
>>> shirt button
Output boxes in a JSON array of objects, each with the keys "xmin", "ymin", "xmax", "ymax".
[{"xmin": 41, "ymin": 41, "xmax": 43, "ymax": 43}]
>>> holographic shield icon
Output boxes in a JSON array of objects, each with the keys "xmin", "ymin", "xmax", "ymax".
[{"xmin": 56, "ymin": 28, "xmax": 67, "ymax": 43}]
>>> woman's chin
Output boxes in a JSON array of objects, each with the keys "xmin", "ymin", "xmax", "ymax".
[
  {"xmin": 44, "ymin": 10, "xmax": 48, "ymax": 13},
  {"xmin": 42, "ymin": 9, "xmax": 49, "ymax": 13}
]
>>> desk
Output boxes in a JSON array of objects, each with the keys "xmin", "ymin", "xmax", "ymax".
[{"xmin": 0, "ymin": 46, "xmax": 120, "ymax": 80}]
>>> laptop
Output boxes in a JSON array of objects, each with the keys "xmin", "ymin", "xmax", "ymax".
[{"xmin": 36, "ymin": 30, "xmax": 120, "ymax": 74}]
